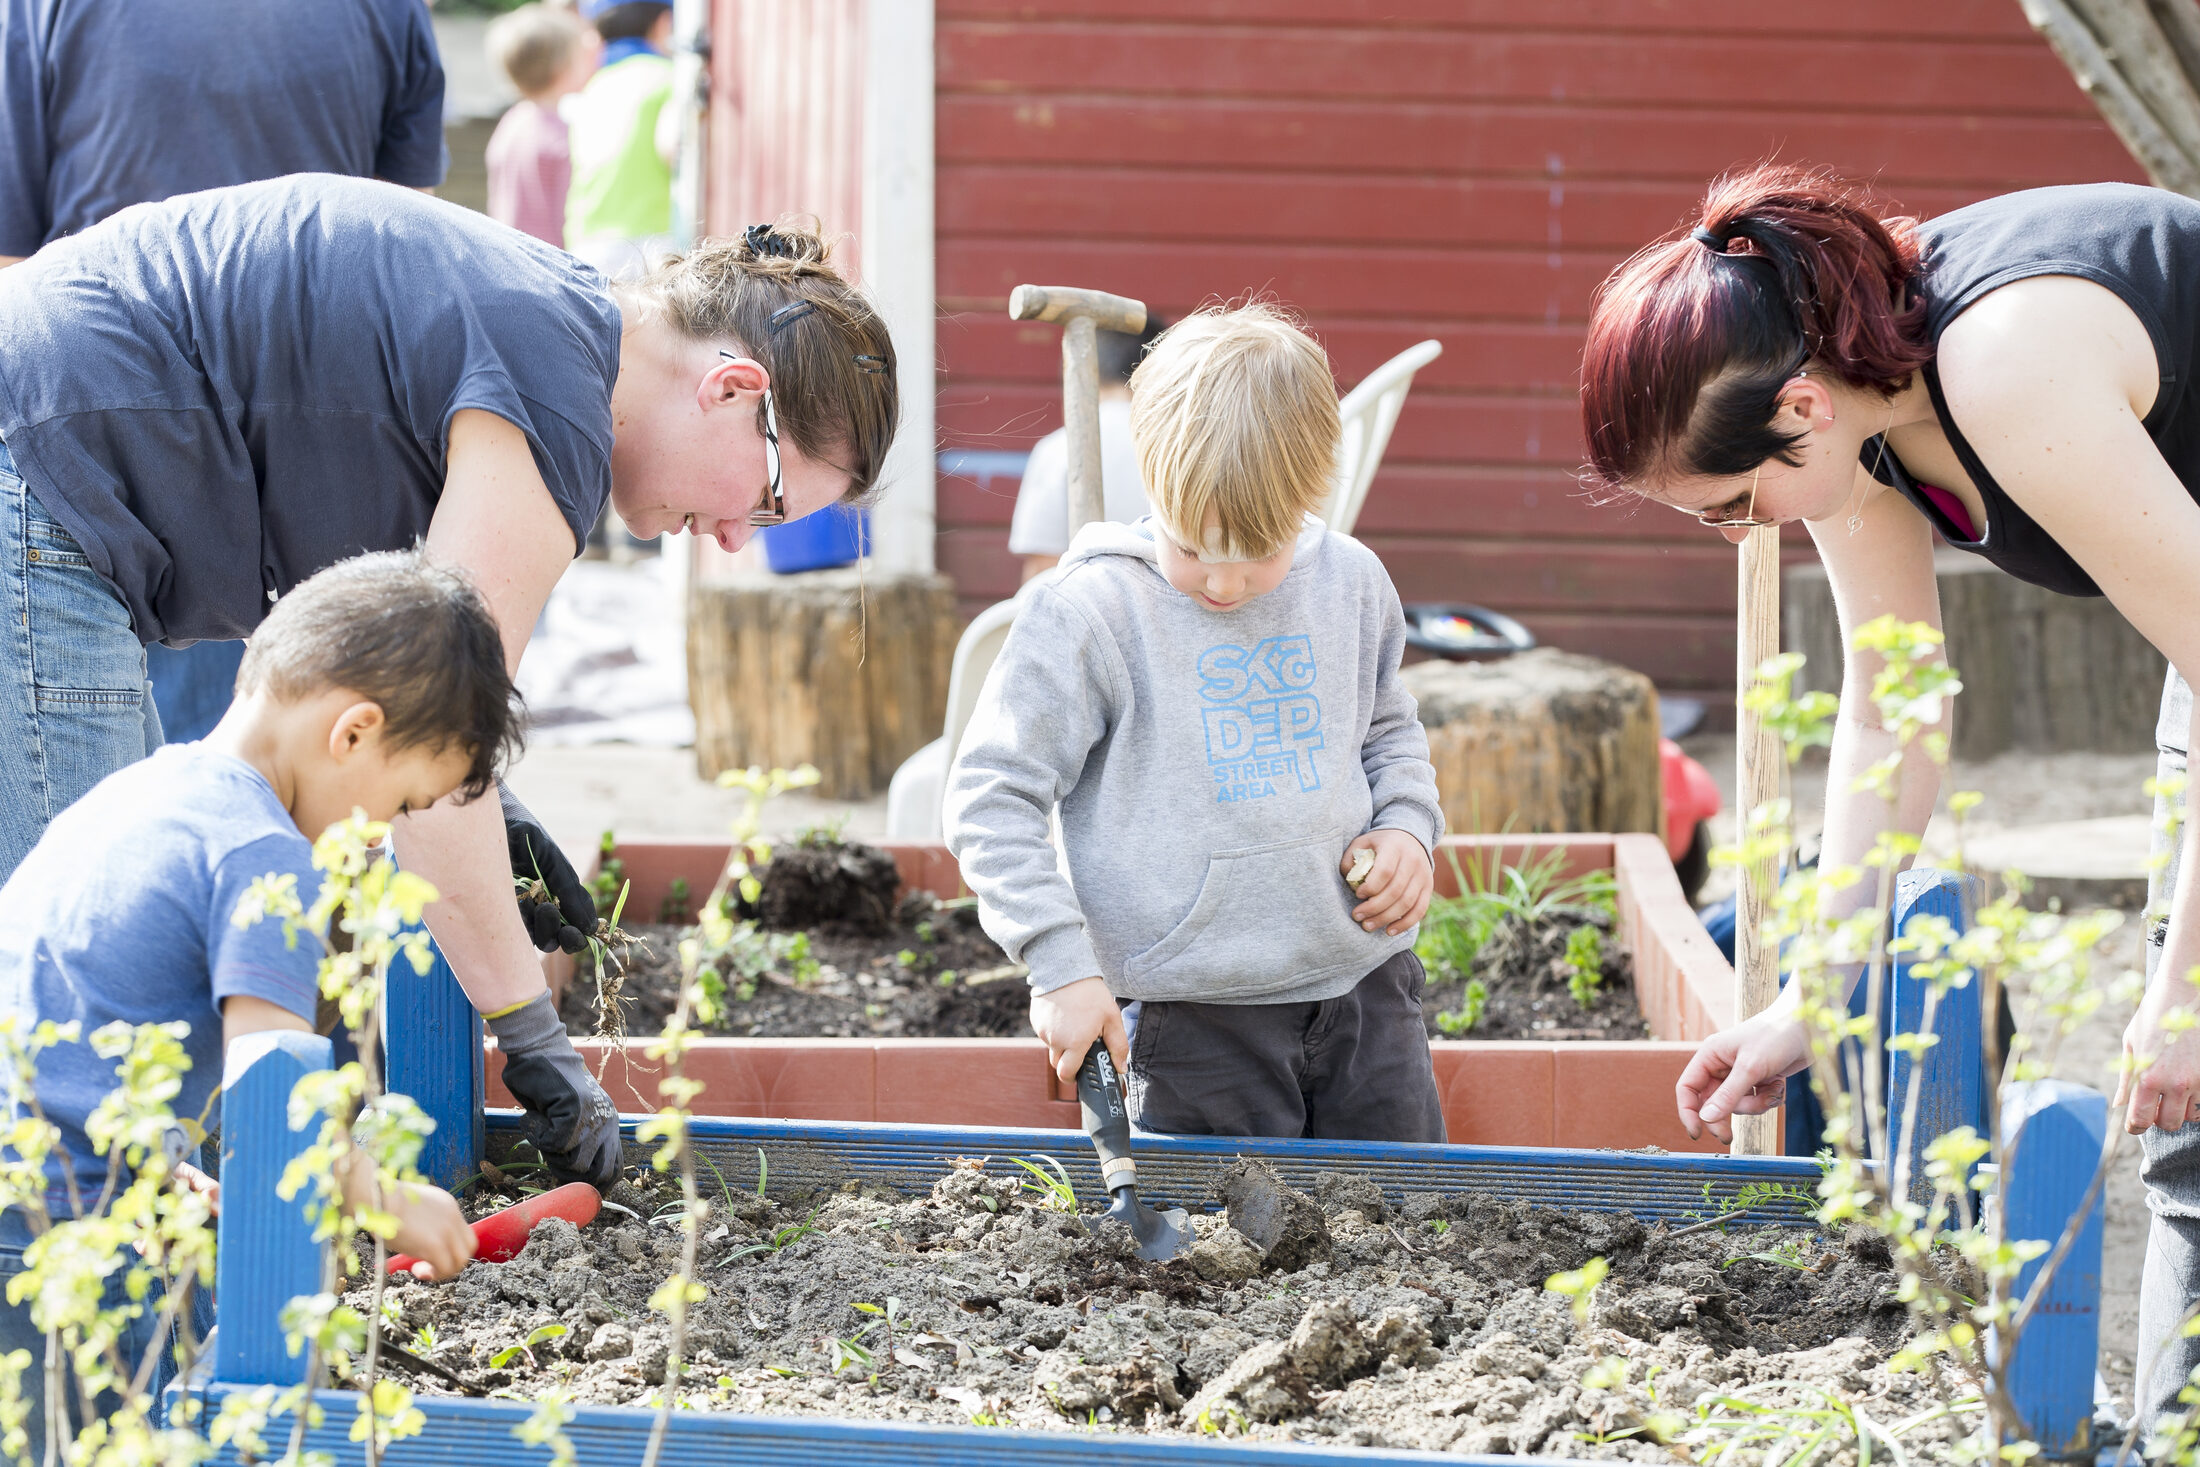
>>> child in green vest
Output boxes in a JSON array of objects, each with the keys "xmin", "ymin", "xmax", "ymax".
[{"xmin": 567, "ymin": 1, "xmax": 676, "ymax": 279}]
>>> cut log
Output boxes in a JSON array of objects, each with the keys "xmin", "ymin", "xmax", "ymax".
[
  {"xmin": 1400, "ymin": 648, "xmax": 1664, "ymax": 840},
  {"xmin": 1783, "ymin": 552, "xmax": 2165, "ymax": 760},
  {"xmin": 687, "ymin": 568, "xmax": 956, "ymax": 799}
]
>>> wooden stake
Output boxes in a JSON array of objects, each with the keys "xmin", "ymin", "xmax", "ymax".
[
  {"xmin": 1061, "ymin": 315, "xmax": 1104, "ymax": 536},
  {"xmin": 1733, "ymin": 524, "xmax": 1783, "ymax": 1157}
]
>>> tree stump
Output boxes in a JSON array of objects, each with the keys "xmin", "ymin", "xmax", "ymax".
[
  {"xmin": 687, "ymin": 569, "xmax": 956, "ymax": 798},
  {"xmin": 1399, "ymin": 648, "xmax": 1664, "ymax": 838},
  {"xmin": 1783, "ymin": 552, "xmax": 2165, "ymax": 761}
]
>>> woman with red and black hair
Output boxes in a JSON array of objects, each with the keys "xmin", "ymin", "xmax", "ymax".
[{"xmin": 1583, "ymin": 163, "xmax": 2200, "ymax": 1417}]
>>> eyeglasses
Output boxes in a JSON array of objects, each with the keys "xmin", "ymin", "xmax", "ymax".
[
  {"xmin": 722, "ymin": 350, "xmax": 786, "ymax": 526},
  {"xmin": 1692, "ymin": 462, "xmax": 1779, "ymax": 529}
]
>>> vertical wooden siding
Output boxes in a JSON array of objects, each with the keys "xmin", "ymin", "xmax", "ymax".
[
  {"xmin": 931, "ymin": 1, "xmax": 2144, "ymax": 702},
  {"xmin": 707, "ymin": 0, "xmax": 866, "ymax": 271}
]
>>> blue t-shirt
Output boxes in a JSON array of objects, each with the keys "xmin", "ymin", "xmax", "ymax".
[
  {"xmin": 0, "ymin": 175, "xmax": 623, "ymax": 645},
  {"xmin": 0, "ymin": 0, "xmax": 446, "ymax": 257},
  {"xmin": 0, "ymin": 744, "xmax": 321, "ymax": 1207}
]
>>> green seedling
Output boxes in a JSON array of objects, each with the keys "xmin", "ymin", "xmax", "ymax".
[
  {"xmin": 1721, "ymin": 1234, "xmax": 1818, "ymax": 1272},
  {"xmin": 1424, "ymin": 1219, "xmax": 1451, "ymax": 1236},
  {"xmin": 937, "ymin": 970, "xmax": 958, "ymax": 987},
  {"xmin": 896, "ymin": 949, "xmax": 918, "ymax": 969},
  {"xmin": 588, "ymin": 829, "xmax": 627, "ymax": 911},
  {"xmin": 1563, "ymin": 924, "xmax": 1604, "ymax": 1009},
  {"xmin": 1012, "ymin": 1155, "xmax": 1079, "ymax": 1213},
  {"xmin": 827, "ymin": 1331, "xmax": 876, "ymax": 1380},
  {"xmin": 915, "ymin": 919, "xmax": 936, "ymax": 944},
  {"xmin": 411, "ymin": 1323, "xmax": 438, "ymax": 1354},
  {"xmin": 723, "ymin": 1208, "xmax": 822, "ymax": 1264},
  {"xmin": 1432, "ymin": 978, "xmax": 1488, "ymax": 1036},
  {"xmin": 795, "ymin": 814, "xmax": 851, "ymax": 849},
  {"xmin": 659, "ymin": 876, "xmax": 692, "ymax": 926},
  {"xmin": 490, "ymin": 1322, "xmax": 569, "ymax": 1371}
]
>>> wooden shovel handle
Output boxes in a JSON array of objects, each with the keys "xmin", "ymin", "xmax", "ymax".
[{"xmin": 1009, "ymin": 285, "xmax": 1147, "ymax": 334}]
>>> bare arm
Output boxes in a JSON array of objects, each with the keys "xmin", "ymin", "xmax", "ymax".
[
  {"xmin": 1675, "ymin": 440, "xmax": 1943, "ymax": 1140},
  {"xmin": 1806, "ymin": 475, "xmax": 1947, "ymax": 982},
  {"xmin": 0, "ymin": 256, "xmax": 22, "ymax": 269},
  {"xmin": 396, "ymin": 409, "xmax": 576, "ymax": 1015}
]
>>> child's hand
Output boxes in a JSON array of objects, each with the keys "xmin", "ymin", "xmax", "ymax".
[
  {"xmin": 385, "ymin": 1182, "xmax": 477, "ymax": 1281},
  {"xmin": 1342, "ymin": 829, "xmax": 1433, "ymax": 937},
  {"xmin": 175, "ymin": 1161, "xmax": 221, "ymax": 1214},
  {"xmin": 339, "ymin": 1152, "xmax": 476, "ymax": 1281},
  {"xmin": 1030, "ymin": 976, "xmax": 1126, "ymax": 1088}
]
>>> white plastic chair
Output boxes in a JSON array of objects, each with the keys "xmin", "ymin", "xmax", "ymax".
[
  {"xmin": 885, "ymin": 594, "xmax": 1026, "ymax": 840},
  {"xmin": 888, "ymin": 339, "xmax": 1441, "ymax": 839},
  {"xmin": 1321, "ymin": 339, "xmax": 1442, "ymax": 536}
]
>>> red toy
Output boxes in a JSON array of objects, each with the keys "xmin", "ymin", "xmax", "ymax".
[{"xmin": 387, "ymin": 1181, "xmax": 601, "ymax": 1275}]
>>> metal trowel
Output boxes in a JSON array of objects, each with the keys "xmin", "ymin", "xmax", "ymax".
[{"xmin": 1074, "ymin": 1043, "xmax": 1191, "ymax": 1262}]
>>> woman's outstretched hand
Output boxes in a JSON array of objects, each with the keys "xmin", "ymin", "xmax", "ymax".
[
  {"xmin": 2115, "ymin": 977, "xmax": 2200, "ymax": 1135},
  {"xmin": 1675, "ymin": 1011, "xmax": 1811, "ymax": 1143}
]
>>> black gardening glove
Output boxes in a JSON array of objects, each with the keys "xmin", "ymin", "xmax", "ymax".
[
  {"xmin": 486, "ymin": 992, "xmax": 622, "ymax": 1190},
  {"xmin": 501, "ymin": 784, "xmax": 596, "ymax": 954}
]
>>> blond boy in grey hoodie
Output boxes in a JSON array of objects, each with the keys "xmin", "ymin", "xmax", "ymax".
[{"xmin": 945, "ymin": 304, "xmax": 1447, "ymax": 1141}]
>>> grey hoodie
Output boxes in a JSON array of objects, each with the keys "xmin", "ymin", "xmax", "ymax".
[{"xmin": 944, "ymin": 517, "xmax": 1444, "ymax": 1005}]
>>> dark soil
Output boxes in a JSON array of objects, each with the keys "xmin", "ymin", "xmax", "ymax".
[
  {"xmin": 1420, "ymin": 912, "xmax": 1650, "ymax": 1042},
  {"xmin": 559, "ymin": 835, "xmax": 1026, "ymax": 1039},
  {"xmin": 355, "ymin": 1156, "xmax": 1965, "ymax": 1459},
  {"xmin": 569, "ymin": 837, "xmax": 1650, "ymax": 1045}
]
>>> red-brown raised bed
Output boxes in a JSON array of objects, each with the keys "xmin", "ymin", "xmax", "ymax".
[{"xmin": 491, "ymin": 835, "xmax": 1741, "ymax": 1154}]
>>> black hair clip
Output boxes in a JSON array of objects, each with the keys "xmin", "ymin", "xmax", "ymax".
[
  {"xmin": 769, "ymin": 299, "xmax": 817, "ymax": 334},
  {"xmin": 853, "ymin": 354, "xmax": 887, "ymax": 376},
  {"xmin": 745, "ymin": 223, "xmax": 799, "ymax": 259},
  {"xmin": 1690, "ymin": 226, "xmax": 1731, "ymax": 252}
]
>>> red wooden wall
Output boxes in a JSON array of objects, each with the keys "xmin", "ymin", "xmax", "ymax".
[
  {"xmin": 705, "ymin": 1, "xmax": 866, "ymax": 269},
  {"xmin": 930, "ymin": 0, "xmax": 2145, "ymax": 707}
]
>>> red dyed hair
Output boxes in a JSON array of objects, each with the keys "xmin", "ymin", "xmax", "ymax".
[{"xmin": 1580, "ymin": 164, "xmax": 1931, "ymax": 492}]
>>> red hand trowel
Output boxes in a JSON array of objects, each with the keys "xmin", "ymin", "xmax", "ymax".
[{"xmin": 387, "ymin": 1181, "xmax": 601, "ymax": 1275}]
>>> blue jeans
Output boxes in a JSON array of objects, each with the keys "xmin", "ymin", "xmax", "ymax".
[
  {"xmin": 145, "ymin": 641, "xmax": 243, "ymax": 745},
  {"xmin": 2141, "ymin": 669, "xmax": 2200, "ymax": 1428},
  {"xmin": 0, "ymin": 440, "xmax": 160, "ymax": 884},
  {"xmin": 0, "ymin": 1207, "xmax": 209, "ymax": 1460}
]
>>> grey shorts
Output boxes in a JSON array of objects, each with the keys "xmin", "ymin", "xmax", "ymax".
[{"xmin": 1122, "ymin": 949, "xmax": 1447, "ymax": 1144}]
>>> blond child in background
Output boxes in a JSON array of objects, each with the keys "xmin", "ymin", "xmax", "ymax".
[
  {"xmin": 946, "ymin": 304, "xmax": 1447, "ymax": 1142},
  {"xmin": 485, "ymin": 3, "xmax": 599, "ymax": 248}
]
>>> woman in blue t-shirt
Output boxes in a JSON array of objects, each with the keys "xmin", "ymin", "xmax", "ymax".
[
  {"xmin": 0, "ymin": 174, "xmax": 899, "ymax": 1191},
  {"xmin": 1579, "ymin": 163, "xmax": 2200, "ymax": 1425}
]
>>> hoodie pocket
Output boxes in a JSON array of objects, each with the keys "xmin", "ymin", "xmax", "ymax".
[{"xmin": 1123, "ymin": 830, "xmax": 1378, "ymax": 994}]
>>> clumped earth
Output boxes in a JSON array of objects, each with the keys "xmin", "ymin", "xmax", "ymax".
[
  {"xmin": 357, "ymin": 1159, "xmax": 1970, "ymax": 1459},
  {"xmin": 1422, "ymin": 910, "xmax": 1650, "ymax": 1042},
  {"xmin": 561, "ymin": 836, "xmax": 1022, "ymax": 1040}
]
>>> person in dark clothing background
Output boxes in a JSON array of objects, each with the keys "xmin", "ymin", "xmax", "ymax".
[{"xmin": 0, "ymin": 0, "xmax": 448, "ymax": 742}]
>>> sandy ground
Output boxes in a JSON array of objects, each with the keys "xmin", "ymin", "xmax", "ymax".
[
  {"xmin": 514, "ymin": 736, "xmax": 2160, "ymax": 1404},
  {"xmin": 503, "ymin": 743, "xmax": 891, "ymax": 860}
]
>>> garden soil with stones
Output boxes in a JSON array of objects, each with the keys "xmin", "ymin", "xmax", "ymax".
[
  {"xmin": 357, "ymin": 1158, "xmax": 1974, "ymax": 1459},
  {"xmin": 562, "ymin": 837, "xmax": 1025, "ymax": 1040},
  {"xmin": 1421, "ymin": 911, "xmax": 1649, "ymax": 1042}
]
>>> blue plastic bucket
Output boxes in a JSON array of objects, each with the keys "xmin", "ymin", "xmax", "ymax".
[{"xmin": 758, "ymin": 503, "xmax": 867, "ymax": 573}]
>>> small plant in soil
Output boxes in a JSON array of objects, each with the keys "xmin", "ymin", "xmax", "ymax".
[
  {"xmin": 1416, "ymin": 845, "xmax": 1636, "ymax": 1041},
  {"xmin": 1562, "ymin": 924, "xmax": 1604, "ymax": 1009},
  {"xmin": 1432, "ymin": 977, "xmax": 1489, "ymax": 1035}
]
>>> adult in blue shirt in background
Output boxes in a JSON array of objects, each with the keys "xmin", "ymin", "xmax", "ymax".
[
  {"xmin": 0, "ymin": 0, "xmax": 448, "ymax": 742},
  {"xmin": 0, "ymin": 176, "xmax": 902, "ymax": 1188}
]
